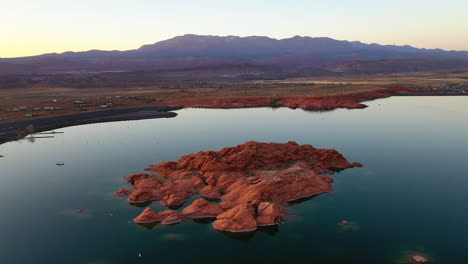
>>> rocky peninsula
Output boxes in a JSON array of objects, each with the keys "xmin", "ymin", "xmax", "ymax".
[{"xmin": 165, "ymin": 87, "xmax": 406, "ymax": 111}]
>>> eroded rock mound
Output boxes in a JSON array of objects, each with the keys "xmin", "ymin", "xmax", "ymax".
[
  {"xmin": 212, "ymin": 203, "xmax": 258, "ymax": 232},
  {"xmin": 115, "ymin": 188, "xmax": 132, "ymax": 197},
  {"xmin": 121, "ymin": 141, "xmax": 362, "ymax": 232},
  {"xmin": 256, "ymin": 202, "xmax": 284, "ymax": 226},
  {"xmin": 134, "ymin": 207, "xmax": 163, "ymax": 223},
  {"xmin": 182, "ymin": 198, "xmax": 223, "ymax": 218},
  {"xmin": 134, "ymin": 207, "xmax": 183, "ymax": 224}
]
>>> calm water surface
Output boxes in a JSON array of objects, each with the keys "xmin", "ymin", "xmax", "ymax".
[{"xmin": 0, "ymin": 96, "xmax": 467, "ymax": 264}]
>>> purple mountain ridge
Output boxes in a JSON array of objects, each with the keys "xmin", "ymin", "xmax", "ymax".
[{"xmin": 1, "ymin": 34, "xmax": 468, "ymax": 74}]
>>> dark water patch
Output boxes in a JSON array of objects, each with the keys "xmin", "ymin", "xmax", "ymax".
[
  {"xmin": 257, "ymin": 225, "xmax": 280, "ymax": 235},
  {"xmin": 191, "ymin": 218, "xmax": 216, "ymax": 224},
  {"xmin": 218, "ymin": 230, "xmax": 256, "ymax": 241},
  {"xmin": 128, "ymin": 201, "xmax": 153, "ymax": 207},
  {"xmin": 137, "ymin": 222, "xmax": 160, "ymax": 230}
]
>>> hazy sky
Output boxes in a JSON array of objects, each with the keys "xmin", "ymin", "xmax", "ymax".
[{"xmin": 1, "ymin": 0, "xmax": 467, "ymax": 58}]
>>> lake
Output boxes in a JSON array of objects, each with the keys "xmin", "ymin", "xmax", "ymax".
[{"xmin": 0, "ymin": 96, "xmax": 467, "ymax": 264}]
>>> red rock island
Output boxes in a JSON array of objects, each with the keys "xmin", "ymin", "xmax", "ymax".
[{"xmin": 120, "ymin": 141, "xmax": 362, "ymax": 232}]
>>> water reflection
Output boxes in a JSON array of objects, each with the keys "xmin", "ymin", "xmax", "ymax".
[
  {"xmin": 219, "ymin": 230, "xmax": 256, "ymax": 241},
  {"xmin": 137, "ymin": 222, "xmax": 160, "ymax": 230}
]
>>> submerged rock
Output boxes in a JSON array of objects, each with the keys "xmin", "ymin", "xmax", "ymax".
[
  {"xmin": 122, "ymin": 141, "xmax": 362, "ymax": 233},
  {"xmin": 161, "ymin": 233, "xmax": 186, "ymax": 240},
  {"xmin": 394, "ymin": 250, "xmax": 433, "ymax": 264},
  {"xmin": 338, "ymin": 220, "xmax": 360, "ymax": 231},
  {"xmin": 59, "ymin": 209, "xmax": 93, "ymax": 220},
  {"xmin": 412, "ymin": 255, "xmax": 429, "ymax": 263}
]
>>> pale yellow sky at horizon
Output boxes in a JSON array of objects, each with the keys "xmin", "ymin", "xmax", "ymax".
[{"xmin": 1, "ymin": 0, "xmax": 467, "ymax": 58}]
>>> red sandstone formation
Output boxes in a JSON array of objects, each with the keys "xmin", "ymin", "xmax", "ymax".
[
  {"xmin": 182, "ymin": 198, "xmax": 223, "ymax": 218},
  {"xmin": 115, "ymin": 188, "xmax": 132, "ymax": 197},
  {"xmin": 160, "ymin": 210, "xmax": 184, "ymax": 224},
  {"xmin": 121, "ymin": 141, "xmax": 362, "ymax": 232},
  {"xmin": 199, "ymin": 185, "xmax": 222, "ymax": 199},
  {"xmin": 212, "ymin": 203, "xmax": 258, "ymax": 232},
  {"xmin": 134, "ymin": 207, "xmax": 162, "ymax": 223},
  {"xmin": 256, "ymin": 202, "xmax": 284, "ymax": 226},
  {"xmin": 133, "ymin": 207, "xmax": 183, "ymax": 224},
  {"xmin": 165, "ymin": 87, "xmax": 409, "ymax": 112}
]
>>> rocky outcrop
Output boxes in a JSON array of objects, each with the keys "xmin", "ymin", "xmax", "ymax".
[
  {"xmin": 133, "ymin": 207, "xmax": 183, "ymax": 224},
  {"xmin": 199, "ymin": 185, "xmax": 222, "ymax": 199},
  {"xmin": 160, "ymin": 210, "xmax": 184, "ymax": 224},
  {"xmin": 115, "ymin": 188, "xmax": 132, "ymax": 197},
  {"xmin": 212, "ymin": 203, "xmax": 258, "ymax": 232},
  {"xmin": 182, "ymin": 199, "xmax": 223, "ymax": 218},
  {"xmin": 256, "ymin": 202, "xmax": 284, "ymax": 226},
  {"xmin": 134, "ymin": 207, "xmax": 163, "ymax": 223},
  {"xmin": 128, "ymin": 188, "xmax": 161, "ymax": 204},
  {"xmin": 121, "ymin": 141, "xmax": 362, "ymax": 232}
]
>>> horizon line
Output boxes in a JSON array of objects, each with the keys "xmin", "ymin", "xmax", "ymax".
[{"xmin": 2, "ymin": 34, "xmax": 467, "ymax": 59}]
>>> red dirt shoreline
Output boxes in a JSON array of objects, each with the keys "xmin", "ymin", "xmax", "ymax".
[{"xmin": 162, "ymin": 86, "xmax": 421, "ymax": 111}]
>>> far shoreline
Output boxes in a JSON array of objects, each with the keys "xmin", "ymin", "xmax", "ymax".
[{"xmin": 2, "ymin": 93, "xmax": 466, "ymax": 146}]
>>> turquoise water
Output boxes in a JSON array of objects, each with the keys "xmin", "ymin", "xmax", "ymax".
[{"xmin": 0, "ymin": 96, "xmax": 467, "ymax": 264}]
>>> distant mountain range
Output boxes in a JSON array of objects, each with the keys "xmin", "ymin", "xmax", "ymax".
[{"xmin": 1, "ymin": 34, "xmax": 468, "ymax": 75}]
